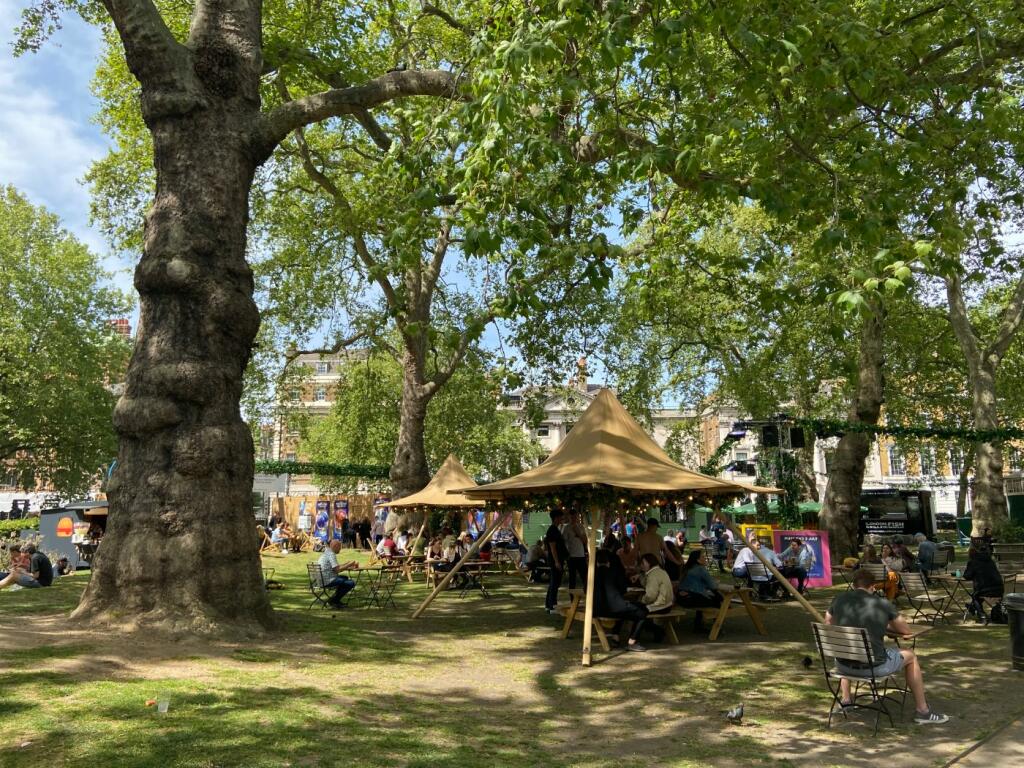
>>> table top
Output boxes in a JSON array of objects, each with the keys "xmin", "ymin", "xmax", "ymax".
[{"xmin": 887, "ymin": 625, "xmax": 933, "ymax": 640}]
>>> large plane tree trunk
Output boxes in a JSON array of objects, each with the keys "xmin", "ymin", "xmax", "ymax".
[
  {"xmin": 967, "ymin": 365, "xmax": 1007, "ymax": 534},
  {"xmin": 73, "ymin": 5, "xmax": 272, "ymax": 634},
  {"xmin": 944, "ymin": 272, "xmax": 1024, "ymax": 535},
  {"xmin": 389, "ymin": 350, "xmax": 434, "ymax": 502},
  {"xmin": 821, "ymin": 304, "xmax": 885, "ymax": 560}
]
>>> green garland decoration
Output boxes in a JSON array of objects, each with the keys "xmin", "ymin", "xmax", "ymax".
[
  {"xmin": 797, "ymin": 418, "xmax": 1024, "ymax": 443},
  {"xmin": 699, "ymin": 440, "xmax": 735, "ymax": 476},
  {"xmin": 253, "ymin": 460, "xmax": 390, "ymax": 479}
]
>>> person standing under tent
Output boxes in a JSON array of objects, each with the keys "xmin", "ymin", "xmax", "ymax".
[{"xmin": 544, "ymin": 510, "xmax": 569, "ymax": 614}]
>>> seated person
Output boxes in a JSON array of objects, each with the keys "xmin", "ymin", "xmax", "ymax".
[
  {"xmin": 698, "ymin": 524, "xmax": 711, "ymax": 543},
  {"xmin": 602, "ymin": 531, "xmax": 622, "ymax": 554},
  {"xmin": 0, "ymin": 544, "xmax": 53, "ymax": 590},
  {"xmin": 892, "ymin": 538, "xmax": 916, "ymax": 571},
  {"xmin": 914, "ymin": 533, "xmax": 938, "ymax": 573},
  {"xmin": 676, "ymin": 549, "xmax": 723, "ymax": 631},
  {"xmin": 826, "ymin": 568, "xmax": 949, "ymax": 724},
  {"xmin": 594, "ymin": 549, "xmax": 647, "ymax": 652},
  {"xmin": 618, "ymin": 536, "xmax": 638, "ymax": 575},
  {"xmin": 409, "ymin": 532, "xmax": 427, "ymax": 559},
  {"xmin": 317, "ymin": 541, "xmax": 359, "ymax": 609},
  {"xmin": 479, "ymin": 540, "xmax": 492, "ymax": 562},
  {"xmin": 426, "ymin": 536, "xmax": 444, "ymax": 562},
  {"xmin": 962, "ymin": 546, "xmax": 1004, "ymax": 621},
  {"xmin": 732, "ymin": 537, "xmax": 782, "ymax": 599},
  {"xmin": 54, "ymin": 556, "xmax": 73, "ymax": 576},
  {"xmin": 674, "ymin": 530, "xmax": 688, "ymax": 551},
  {"xmin": 270, "ymin": 522, "xmax": 289, "ymax": 552},
  {"xmin": 779, "ymin": 538, "xmax": 811, "ymax": 594},
  {"xmin": 377, "ymin": 533, "xmax": 398, "ymax": 559},
  {"xmin": 396, "ymin": 529, "xmax": 410, "ymax": 555},
  {"xmin": 523, "ymin": 539, "xmax": 548, "ymax": 582},
  {"xmin": 663, "ymin": 540, "xmax": 684, "ymax": 582},
  {"xmin": 638, "ymin": 552, "xmax": 674, "ymax": 616}
]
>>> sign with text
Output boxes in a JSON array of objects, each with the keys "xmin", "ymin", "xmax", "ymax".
[{"xmin": 773, "ymin": 529, "xmax": 832, "ymax": 588}]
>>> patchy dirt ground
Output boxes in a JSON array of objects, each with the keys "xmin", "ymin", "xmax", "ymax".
[{"xmin": 2, "ymin": 558, "xmax": 1022, "ymax": 768}]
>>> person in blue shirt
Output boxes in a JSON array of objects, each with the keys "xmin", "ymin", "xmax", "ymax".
[{"xmin": 676, "ymin": 549, "xmax": 723, "ymax": 631}]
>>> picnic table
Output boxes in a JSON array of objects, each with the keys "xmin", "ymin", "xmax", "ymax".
[{"xmin": 557, "ymin": 583, "xmax": 767, "ymax": 651}]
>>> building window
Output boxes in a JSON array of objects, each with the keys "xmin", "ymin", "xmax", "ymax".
[
  {"xmin": 536, "ymin": 425, "xmax": 549, "ymax": 437},
  {"xmin": 288, "ymin": 388, "xmax": 300, "ymax": 401},
  {"xmin": 564, "ymin": 422, "xmax": 575, "ymax": 435},
  {"xmin": 735, "ymin": 452, "xmax": 748, "ymax": 462},
  {"xmin": 316, "ymin": 362, "xmax": 331, "ymax": 374},
  {"xmin": 1008, "ymin": 447, "xmax": 1023, "ymax": 473},
  {"xmin": 919, "ymin": 448, "xmax": 936, "ymax": 476},
  {"xmin": 285, "ymin": 452, "xmax": 296, "ymax": 462},
  {"xmin": 948, "ymin": 448, "xmax": 964, "ymax": 476},
  {"xmin": 888, "ymin": 446, "xmax": 906, "ymax": 475},
  {"xmin": 314, "ymin": 387, "xmax": 327, "ymax": 402}
]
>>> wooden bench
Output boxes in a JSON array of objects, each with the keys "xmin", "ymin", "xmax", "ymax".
[{"xmin": 556, "ymin": 585, "xmax": 768, "ymax": 651}]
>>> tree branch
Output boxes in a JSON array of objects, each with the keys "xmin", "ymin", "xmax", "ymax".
[
  {"xmin": 100, "ymin": 0, "xmax": 200, "ymax": 114},
  {"xmin": 986, "ymin": 273, "xmax": 1024, "ymax": 365},
  {"xmin": 420, "ymin": 2, "xmax": 470, "ymax": 34},
  {"xmin": 944, "ymin": 270, "xmax": 982, "ymax": 369},
  {"xmin": 256, "ymin": 69, "xmax": 462, "ymax": 158}
]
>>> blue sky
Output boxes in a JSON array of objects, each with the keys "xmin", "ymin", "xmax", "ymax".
[{"xmin": 1, "ymin": 7, "xmax": 133, "ymax": 294}]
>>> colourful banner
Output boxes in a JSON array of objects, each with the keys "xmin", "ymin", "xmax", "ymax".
[
  {"xmin": 313, "ymin": 500, "xmax": 330, "ymax": 542},
  {"xmin": 332, "ymin": 499, "xmax": 349, "ymax": 540},
  {"xmin": 740, "ymin": 524, "xmax": 774, "ymax": 546},
  {"xmin": 773, "ymin": 529, "xmax": 832, "ymax": 588}
]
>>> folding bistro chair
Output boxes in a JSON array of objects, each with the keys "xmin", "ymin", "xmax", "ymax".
[
  {"xmin": 744, "ymin": 562, "xmax": 782, "ymax": 601},
  {"xmin": 306, "ymin": 563, "xmax": 332, "ymax": 610},
  {"xmin": 898, "ymin": 572, "xmax": 952, "ymax": 624},
  {"xmin": 811, "ymin": 623, "xmax": 909, "ymax": 735}
]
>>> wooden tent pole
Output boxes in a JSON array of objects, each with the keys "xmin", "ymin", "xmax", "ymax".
[
  {"xmin": 411, "ymin": 511, "xmax": 506, "ymax": 619},
  {"xmin": 721, "ymin": 511, "xmax": 824, "ymax": 623},
  {"xmin": 581, "ymin": 506, "xmax": 599, "ymax": 667}
]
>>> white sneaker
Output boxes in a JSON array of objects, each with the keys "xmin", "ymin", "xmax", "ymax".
[{"xmin": 914, "ymin": 710, "xmax": 949, "ymax": 724}]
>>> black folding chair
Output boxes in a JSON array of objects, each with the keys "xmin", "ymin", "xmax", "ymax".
[
  {"xmin": 306, "ymin": 563, "xmax": 332, "ymax": 610},
  {"xmin": 811, "ymin": 623, "xmax": 909, "ymax": 735}
]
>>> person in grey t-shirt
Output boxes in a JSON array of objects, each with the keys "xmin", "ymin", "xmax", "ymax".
[{"xmin": 826, "ymin": 568, "xmax": 948, "ymax": 724}]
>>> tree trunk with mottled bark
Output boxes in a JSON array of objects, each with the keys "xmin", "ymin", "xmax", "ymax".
[
  {"xmin": 943, "ymin": 271, "xmax": 1024, "ymax": 534},
  {"xmin": 74, "ymin": 3, "xmax": 272, "ymax": 634},
  {"xmin": 821, "ymin": 305, "xmax": 885, "ymax": 559}
]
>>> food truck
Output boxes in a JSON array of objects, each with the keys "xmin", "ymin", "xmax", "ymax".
[{"xmin": 37, "ymin": 500, "xmax": 108, "ymax": 571}]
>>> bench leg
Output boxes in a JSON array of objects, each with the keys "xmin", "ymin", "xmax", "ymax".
[
  {"xmin": 592, "ymin": 620, "xmax": 612, "ymax": 652},
  {"xmin": 560, "ymin": 596, "xmax": 580, "ymax": 639},
  {"xmin": 708, "ymin": 602, "xmax": 731, "ymax": 641},
  {"xmin": 662, "ymin": 618, "xmax": 680, "ymax": 645},
  {"xmin": 739, "ymin": 592, "xmax": 768, "ymax": 636}
]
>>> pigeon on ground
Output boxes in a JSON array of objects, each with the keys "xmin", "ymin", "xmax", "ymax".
[
  {"xmin": 726, "ymin": 703, "xmax": 744, "ymax": 724},
  {"xmin": 801, "ymin": 655, "xmax": 813, "ymax": 668}
]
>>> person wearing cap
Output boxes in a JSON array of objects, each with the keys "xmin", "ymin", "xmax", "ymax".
[
  {"xmin": 635, "ymin": 518, "xmax": 683, "ymax": 576},
  {"xmin": 0, "ymin": 543, "xmax": 53, "ymax": 590}
]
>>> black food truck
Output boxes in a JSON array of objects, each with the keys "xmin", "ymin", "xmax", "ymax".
[
  {"xmin": 858, "ymin": 488, "xmax": 936, "ymax": 542},
  {"xmin": 37, "ymin": 499, "xmax": 108, "ymax": 571}
]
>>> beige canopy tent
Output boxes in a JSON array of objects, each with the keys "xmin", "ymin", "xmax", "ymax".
[
  {"xmin": 412, "ymin": 389, "xmax": 789, "ymax": 646},
  {"xmin": 384, "ymin": 453, "xmax": 480, "ymax": 508},
  {"xmin": 459, "ymin": 388, "xmax": 779, "ymax": 500}
]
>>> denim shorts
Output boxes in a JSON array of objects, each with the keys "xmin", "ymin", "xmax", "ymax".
[
  {"xmin": 837, "ymin": 646, "xmax": 904, "ymax": 678},
  {"xmin": 15, "ymin": 573, "xmax": 42, "ymax": 588}
]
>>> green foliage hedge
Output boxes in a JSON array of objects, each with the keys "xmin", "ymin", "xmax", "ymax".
[
  {"xmin": 254, "ymin": 460, "xmax": 389, "ymax": 479},
  {"xmin": 0, "ymin": 518, "xmax": 40, "ymax": 534}
]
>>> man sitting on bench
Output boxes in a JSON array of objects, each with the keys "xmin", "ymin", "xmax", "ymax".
[{"xmin": 595, "ymin": 549, "xmax": 647, "ymax": 651}]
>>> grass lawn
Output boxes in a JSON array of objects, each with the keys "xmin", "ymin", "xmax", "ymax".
[{"xmin": 1, "ymin": 551, "xmax": 1021, "ymax": 767}]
